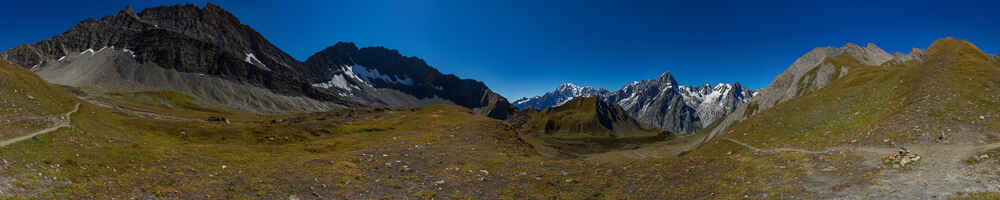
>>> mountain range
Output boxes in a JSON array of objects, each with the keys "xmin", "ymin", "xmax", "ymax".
[
  {"xmin": 514, "ymin": 73, "xmax": 755, "ymax": 134},
  {"xmin": 0, "ymin": 4, "xmax": 513, "ymax": 118},
  {"xmin": 5, "ymin": 3, "xmax": 1000, "ymax": 199},
  {"xmin": 513, "ymin": 83, "xmax": 610, "ymax": 110}
]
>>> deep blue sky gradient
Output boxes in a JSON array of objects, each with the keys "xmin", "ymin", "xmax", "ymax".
[{"xmin": 2, "ymin": 0, "xmax": 999, "ymax": 99}]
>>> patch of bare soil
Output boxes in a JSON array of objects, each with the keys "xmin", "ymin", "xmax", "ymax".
[{"xmin": 801, "ymin": 137, "xmax": 1000, "ymax": 199}]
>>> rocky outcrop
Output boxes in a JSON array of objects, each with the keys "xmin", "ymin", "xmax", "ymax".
[
  {"xmin": 892, "ymin": 48, "xmax": 927, "ymax": 63},
  {"xmin": 841, "ymin": 43, "xmax": 895, "ymax": 66},
  {"xmin": 302, "ymin": 42, "xmax": 516, "ymax": 119}
]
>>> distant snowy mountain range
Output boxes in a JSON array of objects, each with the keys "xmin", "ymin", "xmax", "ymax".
[
  {"xmin": 513, "ymin": 83, "xmax": 610, "ymax": 110},
  {"xmin": 513, "ymin": 72, "xmax": 756, "ymax": 134}
]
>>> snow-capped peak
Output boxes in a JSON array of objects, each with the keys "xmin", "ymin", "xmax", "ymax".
[{"xmin": 558, "ymin": 82, "xmax": 579, "ymax": 88}]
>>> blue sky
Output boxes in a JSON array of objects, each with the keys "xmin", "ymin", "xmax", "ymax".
[{"xmin": 2, "ymin": 0, "xmax": 999, "ymax": 100}]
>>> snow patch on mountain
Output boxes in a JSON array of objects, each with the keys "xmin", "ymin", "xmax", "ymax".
[
  {"xmin": 313, "ymin": 64, "xmax": 420, "ymax": 88},
  {"xmin": 244, "ymin": 53, "xmax": 270, "ymax": 71},
  {"xmin": 677, "ymin": 83, "xmax": 754, "ymax": 124},
  {"xmin": 351, "ymin": 65, "xmax": 415, "ymax": 87},
  {"xmin": 123, "ymin": 48, "xmax": 136, "ymax": 57},
  {"xmin": 312, "ymin": 75, "xmax": 356, "ymax": 91},
  {"xmin": 312, "ymin": 65, "xmax": 367, "ymax": 92}
]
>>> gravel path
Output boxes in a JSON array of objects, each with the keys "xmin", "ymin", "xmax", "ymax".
[
  {"xmin": 722, "ymin": 137, "xmax": 844, "ymax": 154},
  {"xmin": 0, "ymin": 103, "xmax": 79, "ymax": 147}
]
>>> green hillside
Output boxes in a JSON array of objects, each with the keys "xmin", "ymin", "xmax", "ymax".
[
  {"xmin": 520, "ymin": 97, "xmax": 670, "ymax": 157},
  {"xmin": 696, "ymin": 37, "xmax": 1000, "ymax": 155},
  {"xmin": 0, "ymin": 60, "xmax": 79, "ymax": 140}
]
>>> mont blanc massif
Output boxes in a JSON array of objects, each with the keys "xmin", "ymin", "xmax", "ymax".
[{"xmin": 1, "ymin": 3, "xmax": 999, "ymax": 199}]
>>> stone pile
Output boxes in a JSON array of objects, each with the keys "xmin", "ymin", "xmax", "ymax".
[{"xmin": 883, "ymin": 147, "xmax": 921, "ymax": 168}]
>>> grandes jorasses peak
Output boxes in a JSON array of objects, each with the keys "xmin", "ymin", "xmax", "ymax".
[{"xmin": 603, "ymin": 72, "xmax": 700, "ymax": 134}]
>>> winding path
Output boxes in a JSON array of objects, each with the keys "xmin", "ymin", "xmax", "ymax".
[
  {"xmin": 722, "ymin": 137, "xmax": 845, "ymax": 154},
  {"xmin": 0, "ymin": 103, "xmax": 80, "ymax": 147}
]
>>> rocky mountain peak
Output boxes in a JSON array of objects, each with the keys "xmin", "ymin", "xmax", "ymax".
[
  {"xmin": 137, "ymin": 3, "xmax": 241, "ymax": 25},
  {"xmin": 655, "ymin": 71, "xmax": 678, "ymax": 85},
  {"xmin": 891, "ymin": 48, "xmax": 927, "ymax": 63},
  {"xmin": 557, "ymin": 82, "xmax": 580, "ymax": 90},
  {"xmin": 840, "ymin": 42, "xmax": 864, "ymax": 53},
  {"xmin": 555, "ymin": 83, "xmax": 607, "ymax": 93},
  {"xmin": 331, "ymin": 42, "xmax": 360, "ymax": 52},
  {"xmin": 841, "ymin": 42, "xmax": 893, "ymax": 66},
  {"xmin": 119, "ymin": 5, "xmax": 139, "ymax": 19},
  {"xmin": 865, "ymin": 42, "xmax": 890, "ymax": 53},
  {"xmin": 301, "ymin": 42, "xmax": 362, "ymax": 82}
]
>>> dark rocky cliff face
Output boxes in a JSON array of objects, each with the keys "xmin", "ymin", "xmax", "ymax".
[
  {"xmin": 1, "ymin": 4, "xmax": 345, "ymax": 104},
  {"xmin": 303, "ymin": 42, "xmax": 516, "ymax": 119}
]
